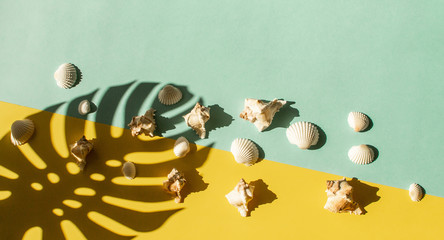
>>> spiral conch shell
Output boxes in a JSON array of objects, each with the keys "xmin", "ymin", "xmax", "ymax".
[
  {"xmin": 174, "ymin": 137, "xmax": 190, "ymax": 157},
  {"xmin": 286, "ymin": 121, "xmax": 319, "ymax": 149},
  {"xmin": 324, "ymin": 178, "xmax": 363, "ymax": 215},
  {"xmin": 409, "ymin": 183, "xmax": 424, "ymax": 202},
  {"xmin": 348, "ymin": 145, "xmax": 374, "ymax": 165},
  {"xmin": 239, "ymin": 98, "xmax": 286, "ymax": 132},
  {"xmin": 163, "ymin": 168, "xmax": 186, "ymax": 203},
  {"xmin": 230, "ymin": 138, "xmax": 259, "ymax": 166},
  {"xmin": 70, "ymin": 136, "xmax": 93, "ymax": 171},
  {"xmin": 183, "ymin": 103, "xmax": 210, "ymax": 139},
  {"xmin": 158, "ymin": 85, "xmax": 182, "ymax": 105},
  {"xmin": 54, "ymin": 63, "xmax": 78, "ymax": 89},
  {"xmin": 348, "ymin": 112, "xmax": 370, "ymax": 132},
  {"xmin": 128, "ymin": 109, "xmax": 156, "ymax": 137},
  {"xmin": 10, "ymin": 119, "xmax": 35, "ymax": 146},
  {"xmin": 226, "ymin": 178, "xmax": 255, "ymax": 217}
]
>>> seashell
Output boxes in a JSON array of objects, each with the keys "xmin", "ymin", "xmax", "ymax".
[
  {"xmin": 158, "ymin": 85, "xmax": 182, "ymax": 105},
  {"xmin": 163, "ymin": 168, "xmax": 186, "ymax": 203},
  {"xmin": 409, "ymin": 183, "xmax": 424, "ymax": 202},
  {"xmin": 230, "ymin": 138, "xmax": 259, "ymax": 166},
  {"xmin": 324, "ymin": 178, "xmax": 363, "ymax": 215},
  {"xmin": 174, "ymin": 137, "xmax": 190, "ymax": 157},
  {"xmin": 225, "ymin": 179, "xmax": 255, "ymax": 217},
  {"xmin": 183, "ymin": 103, "xmax": 210, "ymax": 139},
  {"xmin": 70, "ymin": 136, "xmax": 93, "ymax": 171},
  {"xmin": 10, "ymin": 119, "xmax": 35, "ymax": 146},
  {"xmin": 78, "ymin": 100, "xmax": 91, "ymax": 115},
  {"xmin": 239, "ymin": 98, "xmax": 286, "ymax": 132},
  {"xmin": 54, "ymin": 63, "xmax": 77, "ymax": 89},
  {"xmin": 348, "ymin": 145, "xmax": 374, "ymax": 165},
  {"xmin": 286, "ymin": 121, "xmax": 319, "ymax": 149},
  {"xmin": 348, "ymin": 112, "xmax": 370, "ymax": 132},
  {"xmin": 122, "ymin": 161, "xmax": 136, "ymax": 180},
  {"xmin": 128, "ymin": 108, "xmax": 156, "ymax": 137}
]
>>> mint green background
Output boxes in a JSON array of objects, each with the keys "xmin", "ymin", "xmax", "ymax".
[{"xmin": 1, "ymin": 1, "xmax": 444, "ymax": 197}]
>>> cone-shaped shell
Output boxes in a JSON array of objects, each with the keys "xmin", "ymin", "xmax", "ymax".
[
  {"xmin": 348, "ymin": 112, "xmax": 369, "ymax": 132},
  {"xmin": 158, "ymin": 85, "xmax": 182, "ymax": 105},
  {"xmin": 348, "ymin": 145, "xmax": 374, "ymax": 165},
  {"xmin": 78, "ymin": 100, "xmax": 91, "ymax": 115},
  {"xmin": 286, "ymin": 121, "xmax": 319, "ymax": 149},
  {"xmin": 225, "ymin": 178, "xmax": 255, "ymax": 217},
  {"xmin": 174, "ymin": 137, "xmax": 190, "ymax": 157},
  {"xmin": 70, "ymin": 136, "xmax": 93, "ymax": 171},
  {"xmin": 409, "ymin": 183, "xmax": 424, "ymax": 202},
  {"xmin": 239, "ymin": 98, "xmax": 287, "ymax": 132},
  {"xmin": 54, "ymin": 63, "xmax": 77, "ymax": 89},
  {"xmin": 183, "ymin": 103, "xmax": 210, "ymax": 139},
  {"xmin": 122, "ymin": 161, "xmax": 136, "ymax": 180},
  {"xmin": 163, "ymin": 168, "xmax": 186, "ymax": 203},
  {"xmin": 324, "ymin": 178, "xmax": 363, "ymax": 215},
  {"xmin": 10, "ymin": 119, "xmax": 35, "ymax": 146},
  {"xmin": 230, "ymin": 138, "xmax": 259, "ymax": 166}
]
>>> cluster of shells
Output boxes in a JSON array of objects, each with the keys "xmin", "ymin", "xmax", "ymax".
[{"xmin": 7, "ymin": 64, "xmax": 425, "ymax": 221}]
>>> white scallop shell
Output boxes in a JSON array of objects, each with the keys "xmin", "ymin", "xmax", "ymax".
[
  {"xmin": 54, "ymin": 63, "xmax": 77, "ymax": 89},
  {"xmin": 348, "ymin": 112, "xmax": 370, "ymax": 132},
  {"xmin": 174, "ymin": 136, "xmax": 190, "ymax": 157},
  {"xmin": 348, "ymin": 144, "xmax": 374, "ymax": 165},
  {"xmin": 78, "ymin": 100, "xmax": 91, "ymax": 115},
  {"xmin": 122, "ymin": 161, "xmax": 136, "ymax": 180},
  {"xmin": 10, "ymin": 119, "xmax": 35, "ymax": 146},
  {"xmin": 230, "ymin": 138, "xmax": 259, "ymax": 166},
  {"xmin": 409, "ymin": 183, "xmax": 424, "ymax": 202},
  {"xmin": 158, "ymin": 85, "xmax": 182, "ymax": 105},
  {"xmin": 286, "ymin": 121, "xmax": 319, "ymax": 149}
]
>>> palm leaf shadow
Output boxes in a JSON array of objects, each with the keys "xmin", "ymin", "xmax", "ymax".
[{"xmin": 0, "ymin": 81, "xmax": 212, "ymax": 239}]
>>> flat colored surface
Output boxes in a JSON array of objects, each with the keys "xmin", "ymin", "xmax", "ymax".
[
  {"xmin": 1, "ymin": 101, "xmax": 444, "ymax": 239},
  {"xmin": 1, "ymin": 1, "xmax": 444, "ymax": 239}
]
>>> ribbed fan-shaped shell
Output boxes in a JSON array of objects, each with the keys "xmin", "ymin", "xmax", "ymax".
[
  {"xmin": 78, "ymin": 100, "xmax": 91, "ymax": 115},
  {"xmin": 158, "ymin": 85, "xmax": 182, "ymax": 105},
  {"xmin": 348, "ymin": 145, "xmax": 374, "ymax": 165},
  {"xmin": 174, "ymin": 136, "xmax": 190, "ymax": 157},
  {"xmin": 409, "ymin": 183, "xmax": 424, "ymax": 202},
  {"xmin": 54, "ymin": 63, "xmax": 77, "ymax": 89},
  {"xmin": 230, "ymin": 138, "xmax": 259, "ymax": 166},
  {"xmin": 10, "ymin": 119, "xmax": 35, "ymax": 146},
  {"xmin": 122, "ymin": 161, "xmax": 136, "ymax": 180},
  {"xmin": 348, "ymin": 112, "xmax": 369, "ymax": 132},
  {"xmin": 286, "ymin": 121, "xmax": 319, "ymax": 149}
]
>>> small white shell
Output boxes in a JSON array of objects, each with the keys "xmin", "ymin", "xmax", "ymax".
[
  {"xmin": 409, "ymin": 183, "xmax": 424, "ymax": 202},
  {"xmin": 158, "ymin": 85, "xmax": 182, "ymax": 105},
  {"xmin": 122, "ymin": 162, "xmax": 136, "ymax": 180},
  {"xmin": 348, "ymin": 144, "xmax": 374, "ymax": 165},
  {"xmin": 78, "ymin": 100, "xmax": 91, "ymax": 115},
  {"xmin": 174, "ymin": 137, "xmax": 190, "ymax": 157},
  {"xmin": 11, "ymin": 119, "xmax": 35, "ymax": 146},
  {"xmin": 230, "ymin": 138, "xmax": 259, "ymax": 166},
  {"xmin": 54, "ymin": 63, "xmax": 77, "ymax": 89},
  {"xmin": 348, "ymin": 112, "xmax": 370, "ymax": 132},
  {"xmin": 286, "ymin": 121, "xmax": 319, "ymax": 149}
]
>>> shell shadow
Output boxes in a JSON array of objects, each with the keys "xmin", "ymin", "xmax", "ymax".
[
  {"xmin": 309, "ymin": 124, "xmax": 327, "ymax": 150},
  {"xmin": 265, "ymin": 101, "xmax": 299, "ymax": 131},
  {"xmin": 206, "ymin": 104, "xmax": 234, "ymax": 137},
  {"xmin": 368, "ymin": 145, "xmax": 379, "ymax": 162},
  {"xmin": 348, "ymin": 178, "xmax": 381, "ymax": 215},
  {"xmin": 248, "ymin": 179, "xmax": 277, "ymax": 216},
  {"xmin": 180, "ymin": 168, "xmax": 209, "ymax": 202},
  {"xmin": 155, "ymin": 115, "xmax": 176, "ymax": 137}
]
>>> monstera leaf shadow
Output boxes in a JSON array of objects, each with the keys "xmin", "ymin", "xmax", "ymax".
[{"xmin": 0, "ymin": 81, "xmax": 212, "ymax": 239}]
